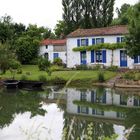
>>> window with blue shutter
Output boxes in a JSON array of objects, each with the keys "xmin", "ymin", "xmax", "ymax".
[
  {"xmin": 92, "ymin": 38, "xmax": 95, "ymax": 45},
  {"xmin": 77, "ymin": 106, "xmax": 80, "ymax": 113},
  {"xmin": 101, "ymin": 38, "xmax": 104, "ymax": 43},
  {"xmin": 91, "ymin": 91, "xmax": 95, "ymax": 103},
  {"xmin": 134, "ymin": 56, "xmax": 138, "ymax": 63},
  {"xmin": 53, "ymin": 53, "xmax": 59, "ymax": 59},
  {"xmin": 102, "ymin": 50, "xmax": 106, "ymax": 63},
  {"xmin": 91, "ymin": 50, "xmax": 94, "ymax": 63},
  {"xmin": 77, "ymin": 39, "xmax": 80, "ymax": 47},
  {"xmin": 117, "ymin": 37, "xmax": 120, "ymax": 43},
  {"xmin": 86, "ymin": 39, "xmax": 89, "ymax": 46}
]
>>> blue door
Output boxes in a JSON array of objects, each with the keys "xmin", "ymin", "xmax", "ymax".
[
  {"xmin": 80, "ymin": 51, "xmax": 87, "ymax": 64},
  {"xmin": 120, "ymin": 50, "xmax": 127, "ymax": 67}
]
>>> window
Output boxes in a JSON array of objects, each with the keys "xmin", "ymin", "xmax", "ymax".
[
  {"xmin": 120, "ymin": 95, "xmax": 127, "ymax": 105},
  {"xmin": 117, "ymin": 112, "xmax": 126, "ymax": 118},
  {"xmin": 81, "ymin": 39, "xmax": 87, "ymax": 46},
  {"xmin": 117, "ymin": 37, "xmax": 125, "ymax": 43},
  {"xmin": 120, "ymin": 50, "xmax": 127, "ymax": 61},
  {"xmin": 96, "ymin": 109, "xmax": 104, "ymax": 115},
  {"xmin": 96, "ymin": 38, "xmax": 102, "ymax": 44},
  {"xmin": 96, "ymin": 50, "xmax": 102, "ymax": 62},
  {"xmin": 44, "ymin": 53, "xmax": 48, "ymax": 59},
  {"xmin": 81, "ymin": 106, "xmax": 87, "ymax": 114},
  {"xmin": 81, "ymin": 92, "xmax": 87, "ymax": 101},
  {"xmin": 77, "ymin": 39, "xmax": 88, "ymax": 47},
  {"xmin": 46, "ymin": 45, "xmax": 48, "ymax": 49},
  {"xmin": 53, "ymin": 53, "xmax": 59, "ymax": 59}
]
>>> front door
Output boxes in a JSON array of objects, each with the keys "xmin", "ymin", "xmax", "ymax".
[
  {"xmin": 80, "ymin": 51, "xmax": 87, "ymax": 64},
  {"xmin": 120, "ymin": 50, "xmax": 127, "ymax": 67}
]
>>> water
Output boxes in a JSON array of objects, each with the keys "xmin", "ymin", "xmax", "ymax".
[{"xmin": 0, "ymin": 86, "xmax": 140, "ymax": 140}]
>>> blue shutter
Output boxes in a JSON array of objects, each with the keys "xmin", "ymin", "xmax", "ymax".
[
  {"xmin": 86, "ymin": 39, "xmax": 89, "ymax": 46},
  {"xmin": 134, "ymin": 56, "xmax": 138, "ymax": 63},
  {"xmin": 77, "ymin": 39, "xmax": 80, "ymax": 47},
  {"xmin": 117, "ymin": 37, "xmax": 120, "ymax": 43},
  {"xmin": 102, "ymin": 50, "xmax": 106, "ymax": 63},
  {"xmin": 91, "ymin": 91, "xmax": 95, "ymax": 103},
  {"xmin": 92, "ymin": 38, "xmax": 95, "ymax": 45},
  {"xmin": 102, "ymin": 92, "xmax": 106, "ymax": 103},
  {"xmin": 101, "ymin": 38, "xmax": 104, "ymax": 43},
  {"xmin": 86, "ymin": 107, "xmax": 89, "ymax": 114},
  {"xmin": 92, "ymin": 109, "xmax": 95, "ymax": 115},
  {"xmin": 91, "ymin": 50, "xmax": 94, "ymax": 63},
  {"xmin": 77, "ymin": 106, "xmax": 80, "ymax": 113}
]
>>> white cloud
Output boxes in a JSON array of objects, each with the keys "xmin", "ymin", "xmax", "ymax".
[{"xmin": 0, "ymin": 0, "xmax": 138, "ymax": 29}]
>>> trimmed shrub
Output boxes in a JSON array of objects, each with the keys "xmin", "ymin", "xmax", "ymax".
[
  {"xmin": 38, "ymin": 57, "xmax": 51, "ymax": 71},
  {"xmin": 20, "ymin": 75, "xmax": 28, "ymax": 80},
  {"xmin": 38, "ymin": 75, "xmax": 47, "ymax": 82},
  {"xmin": 53, "ymin": 58, "xmax": 63, "ymax": 66}
]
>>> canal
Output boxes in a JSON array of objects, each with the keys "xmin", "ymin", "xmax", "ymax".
[{"xmin": 0, "ymin": 86, "xmax": 140, "ymax": 140}]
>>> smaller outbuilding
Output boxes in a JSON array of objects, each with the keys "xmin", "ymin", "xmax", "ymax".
[{"xmin": 39, "ymin": 39, "xmax": 66, "ymax": 64}]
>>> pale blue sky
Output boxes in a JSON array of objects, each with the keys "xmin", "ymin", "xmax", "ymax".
[{"xmin": 0, "ymin": 0, "xmax": 139, "ymax": 29}]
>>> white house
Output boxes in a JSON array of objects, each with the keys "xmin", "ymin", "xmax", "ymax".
[
  {"xmin": 66, "ymin": 25, "xmax": 140, "ymax": 69},
  {"xmin": 39, "ymin": 39, "xmax": 66, "ymax": 64}
]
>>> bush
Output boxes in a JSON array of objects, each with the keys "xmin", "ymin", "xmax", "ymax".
[
  {"xmin": 123, "ymin": 72, "xmax": 135, "ymax": 80},
  {"xmin": 17, "ymin": 68, "xmax": 22, "ymax": 74},
  {"xmin": 97, "ymin": 71, "xmax": 105, "ymax": 82},
  {"xmin": 75, "ymin": 64, "xmax": 89, "ymax": 70},
  {"xmin": 38, "ymin": 75, "xmax": 47, "ymax": 82},
  {"xmin": 107, "ymin": 66, "xmax": 118, "ymax": 71},
  {"xmin": 20, "ymin": 75, "xmax": 28, "ymax": 80},
  {"xmin": 38, "ymin": 57, "xmax": 51, "ymax": 71},
  {"xmin": 53, "ymin": 58, "xmax": 63, "ymax": 66},
  {"xmin": 9, "ymin": 59, "xmax": 21, "ymax": 70}
]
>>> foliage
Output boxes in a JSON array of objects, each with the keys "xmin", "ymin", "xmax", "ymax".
[
  {"xmin": 0, "ymin": 43, "xmax": 16, "ymax": 74},
  {"xmin": 38, "ymin": 57, "xmax": 51, "ymax": 71},
  {"xmin": 20, "ymin": 75, "xmax": 28, "ymax": 80},
  {"xmin": 123, "ymin": 71, "xmax": 140, "ymax": 80},
  {"xmin": 38, "ymin": 74, "xmax": 47, "ymax": 82},
  {"xmin": 60, "ymin": 0, "xmax": 115, "ymax": 38},
  {"xmin": 112, "ymin": 3, "xmax": 131, "ymax": 25},
  {"xmin": 53, "ymin": 58, "xmax": 63, "ymax": 66},
  {"xmin": 125, "ymin": 2, "xmax": 140, "ymax": 57},
  {"xmin": 75, "ymin": 64, "xmax": 90, "ymax": 70},
  {"xmin": 107, "ymin": 66, "xmax": 118, "ymax": 72},
  {"xmin": 73, "ymin": 42, "xmax": 126, "ymax": 51},
  {"xmin": 97, "ymin": 71, "xmax": 105, "ymax": 82}
]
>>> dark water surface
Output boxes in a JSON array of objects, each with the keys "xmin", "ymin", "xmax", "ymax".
[{"xmin": 0, "ymin": 86, "xmax": 140, "ymax": 140}]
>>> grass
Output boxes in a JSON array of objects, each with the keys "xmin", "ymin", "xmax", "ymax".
[{"xmin": 0, "ymin": 65, "xmax": 117, "ymax": 85}]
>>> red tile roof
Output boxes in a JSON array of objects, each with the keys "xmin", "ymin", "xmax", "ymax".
[
  {"xmin": 67, "ymin": 25, "xmax": 128, "ymax": 38},
  {"xmin": 41, "ymin": 39, "xmax": 66, "ymax": 46}
]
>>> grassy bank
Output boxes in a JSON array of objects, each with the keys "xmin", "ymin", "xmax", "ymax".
[{"xmin": 0, "ymin": 65, "xmax": 117, "ymax": 86}]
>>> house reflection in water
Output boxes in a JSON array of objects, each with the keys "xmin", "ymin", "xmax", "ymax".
[{"xmin": 66, "ymin": 88, "xmax": 140, "ymax": 120}]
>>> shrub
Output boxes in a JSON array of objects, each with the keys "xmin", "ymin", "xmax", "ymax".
[
  {"xmin": 20, "ymin": 75, "xmax": 28, "ymax": 80},
  {"xmin": 123, "ymin": 72, "xmax": 135, "ymax": 80},
  {"xmin": 38, "ymin": 75, "xmax": 47, "ymax": 82},
  {"xmin": 17, "ymin": 68, "xmax": 22, "ymax": 74},
  {"xmin": 107, "ymin": 66, "xmax": 118, "ymax": 71},
  {"xmin": 53, "ymin": 58, "xmax": 63, "ymax": 66},
  {"xmin": 97, "ymin": 71, "xmax": 105, "ymax": 82},
  {"xmin": 9, "ymin": 59, "xmax": 21, "ymax": 70},
  {"xmin": 38, "ymin": 57, "xmax": 51, "ymax": 71},
  {"xmin": 75, "ymin": 64, "xmax": 89, "ymax": 70}
]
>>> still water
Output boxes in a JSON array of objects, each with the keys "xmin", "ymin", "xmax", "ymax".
[{"xmin": 0, "ymin": 86, "xmax": 140, "ymax": 140}]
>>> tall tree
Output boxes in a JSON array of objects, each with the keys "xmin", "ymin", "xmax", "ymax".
[
  {"xmin": 112, "ymin": 3, "xmax": 131, "ymax": 25},
  {"xmin": 126, "ymin": 2, "xmax": 140, "ymax": 57}
]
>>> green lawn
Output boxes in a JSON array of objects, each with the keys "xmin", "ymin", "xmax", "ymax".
[{"xmin": 0, "ymin": 65, "xmax": 117, "ymax": 83}]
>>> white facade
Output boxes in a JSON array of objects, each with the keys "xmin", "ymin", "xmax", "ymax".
[
  {"xmin": 66, "ymin": 35, "xmax": 136, "ymax": 68},
  {"xmin": 39, "ymin": 45, "xmax": 66, "ymax": 64}
]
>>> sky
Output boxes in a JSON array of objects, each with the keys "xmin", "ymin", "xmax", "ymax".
[{"xmin": 0, "ymin": 0, "xmax": 139, "ymax": 30}]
